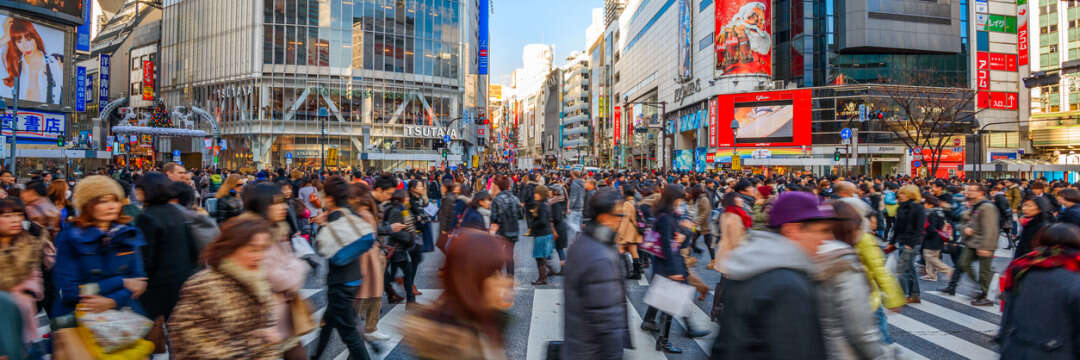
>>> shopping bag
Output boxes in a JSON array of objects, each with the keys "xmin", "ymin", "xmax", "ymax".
[
  {"xmin": 643, "ymin": 275, "xmax": 695, "ymax": 318},
  {"xmin": 290, "ymin": 293, "xmax": 316, "ymax": 336},
  {"xmin": 78, "ymin": 309, "xmax": 153, "ymax": 353},
  {"xmin": 885, "ymin": 251, "xmax": 898, "ymax": 276},
  {"xmin": 987, "ymin": 273, "xmax": 1002, "ymax": 302},
  {"xmin": 291, "ymin": 236, "xmax": 316, "ymax": 258}
]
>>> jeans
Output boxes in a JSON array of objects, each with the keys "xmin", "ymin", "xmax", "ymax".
[
  {"xmin": 386, "ymin": 260, "xmax": 415, "ymax": 302},
  {"xmin": 313, "ymin": 284, "xmax": 371, "ymax": 360},
  {"xmin": 876, "ymin": 306, "xmax": 893, "ymax": 344},
  {"xmin": 955, "ymin": 247, "xmax": 994, "ymax": 296},
  {"xmin": 897, "ymin": 247, "xmax": 920, "ymax": 297}
]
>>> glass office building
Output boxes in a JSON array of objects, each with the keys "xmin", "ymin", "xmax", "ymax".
[{"xmin": 160, "ymin": 0, "xmax": 486, "ymax": 170}]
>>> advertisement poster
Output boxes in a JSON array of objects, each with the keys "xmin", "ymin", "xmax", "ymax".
[
  {"xmin": 716, "ymin": 89, "xmax": 812, "ymax": 148},
  {"xmin": 477, "ymin": 0, "xmax": 489, "ymax": 74},
  {"xmin": 75, "ymin": 66, "xmax": 85, "ymax": 111},
  {"xmin": 142, "ymin": 60, "xmax": 154, "ymax": 100},
  {"xmin": 695, "ymin": 147, "xmax": 707, "ymax": 173},
  {"xmin": 1017, "ymin": 0, "xmax": 1028, "ymax": 66},
  {"xmin": 714, "ymin": 0, "xmax": 771, "ymax": 78},
  {"xmin": 0, "ymin": 0, "xmax": 84, "ymax": 24},
  {"xmin": 674, "ymin": 149, "xmax": 692, "ymax": 171},
  {"xmin": 0, "ymin": 109, "xmax": 64, "ymax": 141},
  {"xmin": 99, "ymin": 54, "xmax": 110, "ymax": 104},
  {"xmin": 986, "ymin": 14, "xmax": 1017, "ymax": 33},
  {"xmin": 0, "ymin": 15, "xmax": 65, "ymax": 105},
  {"xmin": 626, "ymin": 104, "xmax": 633, "ymax": 147},
  {"xmin": 790, "ymin": 0, "xmax": 804, "ymax": 78},
  {"xmin": 677, "ymin": 0, "xmax": 692, "ymax": 81}
]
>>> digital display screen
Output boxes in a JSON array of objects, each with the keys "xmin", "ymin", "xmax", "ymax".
[{"xmin": 733, "ymin": 100, "xmax": 793, "ymax": 144}]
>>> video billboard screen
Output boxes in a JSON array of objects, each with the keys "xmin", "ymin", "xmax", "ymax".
[
  {"xmin": 0, "ymin": 14, "xmax": 65, "ymax": 105},
  {"xmin": 733, "ymin": 100, "xmax": 794, "ymax": 144},
  {"xmin": 716, "ymin": 89, "xmax": 812, "ymax": 148},
  {"xmin": 715, "ymin": 0, "xmax": 772, "ymax": 78},
  {"xmin": 0, "ymin": 0, "xmax": 84, "ymax": 24}
]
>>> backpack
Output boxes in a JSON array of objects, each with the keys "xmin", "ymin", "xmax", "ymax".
[
  {"xmin": 993, "ymin": 194, "xmax": 1013, "ymax": 230},
  {"xmin": 173, "ymin": 204, "xmax": 220, "ymax": 256}
]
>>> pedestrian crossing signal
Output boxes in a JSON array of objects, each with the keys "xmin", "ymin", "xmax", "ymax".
[
  {"xmin": 834, "ymin": 149, "xmax": 841, "ymax": 161},
  {"xmin": 57, "ymin": 137, "xmax": 64, "ymax": 147}
]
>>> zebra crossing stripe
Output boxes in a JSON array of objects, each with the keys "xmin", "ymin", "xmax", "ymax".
[
  {"xmin": 374, "ymin": 289, "xmax": 442, "ymax": 360},
  {"xmin": 886, "ymin": 313, "xmax": 998, "ymax": 359},
  {"xmin": 526, "ymin": 289, "xmax": 563, "ymax": 360},
  {"xmin": 906, "ymin": 301, "xmax": 999, "ymax": 335},
  {"xmin": 673, "ymin": 301, "xmax": 720, "ymax": 354},
  {"xmin": 624, "ymin": 300, "xmax": 666, "ymax": 360},
  {"xmin": 928, "ymin": 291, "xmax": 1003, "ymax": 315},
  {"xmin": 895, "ymin": 344, "xmax": 931, "ymax": 360}
]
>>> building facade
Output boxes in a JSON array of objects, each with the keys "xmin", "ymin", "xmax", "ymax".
[
  {"xmin": 560, "ymin": 52, "xmax": 590, "ymax": 165},
  {"xmin": 159, "ymin": 0, "xmax": 488, "ymax": 171},
  {"xmin": 1029, "ymin": 0, "xmax": 1080, "ymax": 171}
]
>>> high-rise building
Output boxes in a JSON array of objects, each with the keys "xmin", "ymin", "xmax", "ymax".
[
  {"xmin": 560, "ymin": 52, "xmax": 590, "ymax": 165},
  {"xmin": 1028, "ymin": 0, "xmax": 1080, "ymax": 170},
  {"xmin": 159, "ymin": 0, "xmax": 489, "ymax": 170}
]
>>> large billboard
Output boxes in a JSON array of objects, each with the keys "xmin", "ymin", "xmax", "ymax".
[
  {"xmin": 0, "ymin": 14, "xmax": 65, "ymax": 105},
  {"xmin": 676, "ymin": 0, "xmax": 692, "ymax": 81},
  {"xmin": 714, "ymin": 0, "xmax": 771, "ymax": 78},
  {"xmin": 0, "ymin": 0, "xmax": 84, "ymax": 25},
  {"xmin": 477, "ymin": 0, "xmax": 488, "ymax": 74},
  {"xmin": 716, "ymin": 89, "xmax": 811, "ymax": 148}
]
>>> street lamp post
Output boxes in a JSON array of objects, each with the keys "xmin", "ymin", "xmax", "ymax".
[
  {"xmin": 730, "ymin": 119, "xmax": 740, "ymax": 173},
  {"xmin": 6, "ymin": 74, "xmax": 18, "ymax": 174}
]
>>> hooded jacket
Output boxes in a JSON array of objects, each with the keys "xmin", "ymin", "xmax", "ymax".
[
  {"xmin": 569, "ymin": 179, "xmax": 586, "ymax": 212},
  {"xmin": 815, "ymin": 241, "xmax": 899, "ymax": 360},
  {"xmin": 562, "ymin": 223, "xmax": 630, "ymax": 359},
  {"xmin": 711, "ymin": 230, "xmax": 826, "ymax": 360}
]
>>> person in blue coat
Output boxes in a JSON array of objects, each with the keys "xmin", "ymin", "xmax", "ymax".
[{"xmin": 52, "ymin": 175, "xmax": 148, "ymax": 317}]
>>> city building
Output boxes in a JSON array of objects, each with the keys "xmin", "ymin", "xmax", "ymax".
[
  {"xmin": 560, "ymin": 51, "xmax": 590, "ymax": 166},
  {"xmin": 588, "ymin": 31, "xmax": 611, "ymax": 166},
  {"xmin": 158, "ymin": 0, "xmax": 490, "ymax": 171},
  {"xmin": 1028, "ymin": 0, "xmax": 1080, "ymax": 176}
]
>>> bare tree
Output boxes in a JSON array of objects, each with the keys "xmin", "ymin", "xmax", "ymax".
[{"xmin": 869, "ymin": 82, "xmax": 979, "ymax": 177}]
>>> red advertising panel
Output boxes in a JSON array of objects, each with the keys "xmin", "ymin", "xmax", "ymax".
[
  {"xmin": 977, "ymin": 70, "xmax": 990, "ymax": 90},
  {"xmin": 976, "ymin": 52, "xmax": 989, "ymax": 70},
  {"xmin": 715, "ymin": 0, "xmax": 772, "ymax": 78},
  {"xmin": 989, "ymin": 92, "xmax": 1018, "ymax": 110},
  {"xmin": 1018, "ymin": 1, "xmax": 1029, "ymax": 65},
  {"xmin": 977, "ymin": 91, "xmax": 989, "ymax": 109},
  {"xmin": 142, "ymin": 60, "xmax": 154, "ymax": 101},
  {"xmin": 613, "ymin": 106, "xmax": 621, "ymax": 146},
  {"xmin": 705, "ymin": 152, "xmax": 715, "ymax": 163},
  {"xmin": 708, "ymin": 97, "xmax": 719, "ymax": 147},
  {"xmin": 626, "ymin": 105, "xmax": 633, "ymax": 147},
  {"xmin": 1006, "ymin": 54, "xmax": 1017, "ymax": 71},
  {"xmin": 716, "ymin": 89, "xmax": 812, "ymax": 148},
  {"xmin": 988, "ymin": 52, "xmax": 1007, "ymax": 71}
]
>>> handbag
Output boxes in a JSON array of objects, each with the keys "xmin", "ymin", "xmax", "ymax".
[
  {"xmin": 640, "ymin": 229, "xmax": 665, "ymax": 258},
  {"xmin": 710, "ymin": 281, "xmax": 725, "ymax": 323},
  {"xmin": 289, "ymin": 292, "xmax": 316, "ymax": 336},
  {"xmin": 545, "ymin": 341, "xmax": 563, "ymax": 360},
  {"xmin": 309, "ymin": 191, "xmax": 323, "ymax": 209},
  {"xmin": 942, "ymin": 239, "xmax": 965, "ymax": 256},
  {"xmin": 51, "ymin": 327, "xmax": 93, "ymax": 360}
]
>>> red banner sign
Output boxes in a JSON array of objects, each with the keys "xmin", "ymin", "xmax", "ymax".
[
  {"xmin": 626, "ymin": 105, "xmax": 633, "ymax": 147},
  {"xmin": 142, "ymin": 60, "xmax": 154, "ymax": 101},
  {"xmin": 989, "ymin": 92, "xmax": 1018, "ymax": 110},
  {"xmin": 1018, "ymin": 2, "xmax": 1029, "ymax": 66},
  {"xmin": 1006, "ymin": 54, "xmax": 1017, "ymax": 71},
  {"xmin": 977, "ymin": 91, "xmax": 989, "ymax": 109},
  {"xmin": 977, "ymin": 52, "xmax": 988, "ymax": 70},
  {"xmin": 613, "ymin": 106, "xmax": 621, "ymax": 146},
  {"xmin": 977, "ymin": 70, "xmax": 990, "ymax": 90},
  {"xmin": 988, "ymin": 53, "xmax": 1007, "ymax": 71},
  {"xmin": 709, "ymin": 97, "xmax": 719, "ymax": 147}
]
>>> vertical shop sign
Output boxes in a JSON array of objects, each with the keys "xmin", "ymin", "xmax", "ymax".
[
  {"xmin": 99, "ymin": 54, "xmax": 110, "ymax": 104},
  {"xmin": 613, "ymin": 106, "xmax": 621, "ymax": 146},
  {"xmin": 626, "ymin": 105, "xmax": 633, "ymax": 147},
  {"xmin": 477, "ymin": 0, "xmax": 489, "ymax": 74},
  {"xmin": 677, "ymin": 0, "xmax": 693, "ymax": 81},
  {"xmin": 709, "ymin": 97, "xmax": 719, "ymax": 147},
  {"xmin": 75, "ymin": 67, "xmax": 86, "ymax": 112},
  {"xmin": 1017, "ymin": 0, "xmax": 1028, "ymax": 65},
  {"xmin": 977, "ymin": 69, "xmax": 990, "ymax": 90},
  {"xmin": 142, "ymin": 60, "xmax": 154, "ymax": 101},
  {"xmin": 76, "ymin": 1, "xmax": 91, "ymax": 52}
]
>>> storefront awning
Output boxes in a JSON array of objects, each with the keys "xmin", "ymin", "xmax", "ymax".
[
  {"xmin": 360, "ymin": 152, "xmax": 462, "ymax": 162},
  {"xmin": 742, "ymin": 158, "xmax": 840, "ymax": 166},
  {"xmin": 8, "ymin": 149, "xmax": 112, "ymax": 159},
  {"xmin": 962, "ymin": 159, "xmax": 1080, "ymax": 172}
]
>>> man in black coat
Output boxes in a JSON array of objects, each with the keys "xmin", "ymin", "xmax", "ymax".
[
  {"xmin": 562, "ymin": 188, "xmax": 630, "ymax": 359},
  {"xmin": 711, "ymin": 191, "xmax": 830, "ymax": 360}
]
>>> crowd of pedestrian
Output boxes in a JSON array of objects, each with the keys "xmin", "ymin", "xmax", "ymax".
[{"xmin": 0, "ymin": 164, "xmax": 1079, "ymax": 359}]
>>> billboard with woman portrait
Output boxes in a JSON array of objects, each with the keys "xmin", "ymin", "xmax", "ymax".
[
  {"xmin": 0, "ymin": 14, "xmax": 65, "ymax": 105},
  {"xmin": 0, "ymin": 0, "xmax": 84, "ymax": 25}
]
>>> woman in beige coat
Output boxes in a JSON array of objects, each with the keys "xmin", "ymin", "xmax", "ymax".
[
  {"xmin": 349, "ymin": 183, "xmax": 389, "ymax": 342},
  {"xmin": 615, "ymin": 184, "xmax": 643, "ymax": 279},
  {"xmin": 713, "ymin": 192, "xmax": 751, "ymax": 273}
]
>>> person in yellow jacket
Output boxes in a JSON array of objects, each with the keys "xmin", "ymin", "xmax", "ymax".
[{"xmin": 855, "ymin": 229, "xmax": 905, "ymax": 344}]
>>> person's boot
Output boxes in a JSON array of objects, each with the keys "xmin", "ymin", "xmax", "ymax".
[
  {"xmin": 411, "ymin": 285, "xmax": 422, "ymax": 296},
  {"xmin": 655, "ymin": 338, "xmax": 682, "ymax": 354},
  {"xmin": 640, "ymin": 321, "xmax": 659, "ymax": 332},
  {"xmin": 683, "ymin": 317, "xmax": 710, "ymax": 338},
  {"xmin": 387, "ymin": 287, "xmax": 405, "ymax": 304},
  {"xmin": 532, "ymin": 259, "xmax": 548, "ymax": 285},
  {"xmin": 971, "ymin": 295, "xmax": 994, "ymax": 307},
  {"xmin": 641, "ymin": 255, "xmax": 651, "ymax": 268},
  {"xmin": 629, "ymin": 258, "xmax": 643, "ymax": 280}
]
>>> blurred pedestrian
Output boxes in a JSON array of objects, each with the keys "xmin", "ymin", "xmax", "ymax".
[
  {"xmin": 893, "ymin": 185, "xmax": 925, "ymax": 303},
  {"xmin": 1015, "ymin": 195, "xmax": 1054, "ymax": 258},
  {"xmin": 0, "ymin": 199, "xmax": 48, "ymax": 353},
  {"xmin": 168, "ymin": 215, "xmax": 282, "ymax": 359},
  {"xmin": 214, "ymin": 174, "xmax": 244, "ymax": 224},
  {"xmin": 347, "ymin": 183, "xmax": 390, "ymax": 343},
  {"xmin": 400, "ymin": 228, "xmax": 513, "ymax": 359}
]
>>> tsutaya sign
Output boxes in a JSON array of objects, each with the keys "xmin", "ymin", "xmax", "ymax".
[{"xmin": 404, "ymin": 125, "xmax": 462, "ymax": 140}]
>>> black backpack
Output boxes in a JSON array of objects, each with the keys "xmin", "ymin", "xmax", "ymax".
[{"xmin": 993, "ymin": 194, "xmax": 1013, "ymax": 230}]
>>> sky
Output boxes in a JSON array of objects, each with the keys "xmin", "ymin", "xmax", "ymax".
[{"xmin": 490, "ymin": 0, "xmax": 600, "ymax": 86}]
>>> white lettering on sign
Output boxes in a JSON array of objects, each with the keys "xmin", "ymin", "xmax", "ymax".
[{"xmin": 404, "ymin": 125, "xmax": 461, "ymax": 140}]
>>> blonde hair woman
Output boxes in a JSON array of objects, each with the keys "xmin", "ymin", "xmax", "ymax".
[
  {"xmin": 214, "ymin": 174, "xmax": 244, "ymax": 224},
  {"xmin": 893, "ymin": 184, "xmax": 926, "ymax": 303}
]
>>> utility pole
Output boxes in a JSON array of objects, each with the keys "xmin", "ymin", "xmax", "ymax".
[{"xmin": 7, "ymin": 74, "xmax": 18, "ymax": 174}]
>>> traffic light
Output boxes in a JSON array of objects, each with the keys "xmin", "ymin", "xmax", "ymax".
[
  {"xmin": 442, "ymin": 148, "xmax": 448, "ymax": 158},
  {"xmin": 833, "ymin": 149, "xmax": 841, "ymax": 161},
  {"xmin": 57, "ymin": 136, "xmax": 64, "ymax": 147}
]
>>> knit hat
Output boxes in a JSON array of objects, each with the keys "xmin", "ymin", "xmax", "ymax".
[{"xmin": 72, "ymin": 175, "xmax": 125, "ymax": 212}]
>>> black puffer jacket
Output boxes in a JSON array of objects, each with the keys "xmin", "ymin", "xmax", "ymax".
[
  {"xmin": 923, "ymin": 207, "xmax": 945, "ymax": 251},
  {"xmin": 214, "ymin": 192, "xmax": 243, "ymax": 224},
  {"xmin": 382, "ymin": 201, "xmax": 414, "ymax": 263},
  {"xmin": 893, "ymin": 200, "xmax": 926, "ymax": 248},
  {"xmin": 999, "ymin": 262, "xmax": 1080, "ymax": 360},
  {"xmin": 562, "ymin": 223, "xmax": 630, "ymax": 359}
]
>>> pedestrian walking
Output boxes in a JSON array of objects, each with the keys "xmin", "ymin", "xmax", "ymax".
[
  {"xmin": 562, "ymin": 188, "xmax": 631, "ymax": 359},
  {"xmin": 489, "ymin": 176, "xmax": 523, "ymax": 275},
  {"xmin": 998, "ymin": 223, "xmax": 1080, "ymax": 359},
  {"xmin": 168, "ymin": 215, "xmax": 282, "ymax": 360},
  {"xmin": 893, "ymin": 185, "xmax": 925, "ymax": 303},
  {"xmin": 941, "ymin": 184, "xmax": 999, "ymax": 306},
  {"xmin": 214, "ymin": 174, "xmax": 244, "ymax": 224},
  {"xmin": 0, "ymin": 199, "xmax": 49, "ymax": 354},
  {"xmin": 614, "ymin": 184, "xmax": 643, "ymax": 280},
  {"xmin": 1015, "ymin": 195, "xmax": 1054, "ymax": 258},
  {"xmin": 347, "ymin": 183, "xmax": 390, "ymax": 343},
  {"xmin": 528, "ymin": 185, "xmax": 555, "ymax": 285},
  {"xmin": 920, "ymin": 195, "xmax": 953, "ymax": 282}
]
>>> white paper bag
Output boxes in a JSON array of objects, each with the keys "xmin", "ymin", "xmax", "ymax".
[
  {"xmin": 643, "ymin": 275, "xmax": 695, "ymax": 318},
  {"xmin": 424, "ymin": 203, "xmax": 440, "ymax": 218},
  {"xmin": 885, "ymin": 251, "xmax": 898, "ymax": 276},
  {"xmin": 291, "ymin": 236, "xmax": 316, "ymax": 258}
]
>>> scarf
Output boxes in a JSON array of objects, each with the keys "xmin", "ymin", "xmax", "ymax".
[
  {"xmin": 725, "ymin": 205, "xmax": 752, "ymax": 229},
  {"xmin": 1001, "ymin": 246, "xmax": 1080, "ymax": 294}
]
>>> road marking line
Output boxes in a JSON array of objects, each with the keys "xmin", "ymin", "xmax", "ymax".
[
  {"xmin": 907, "ymin": 300, "xmax": 999, "ymax": 335},
  {"xmin": 374, "ymin": 289, "xmax": 441, "ymax": 360},
  {"xmin": 895, "ymin": 344, "xmax": 931, "ymax": 360},
  {"xmin": 887, "ymin": 313, "xmax": 997, "ymax": 359},
  {"xmin": 526, "ymin": 289, "xmax": 563, "ymax": 360},
  {"xmin": 927, "ymin": 291, "xmax": 1002, "ymax": 315},
  {"xmin": 625, "ymin": 299, "xmax": 666, "ymax": 360}
]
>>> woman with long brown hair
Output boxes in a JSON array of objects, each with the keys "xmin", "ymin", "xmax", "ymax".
[
  {"xmin": 46, "ymin": 179, "xmax": 72, "ymax": 229},
  {"xmin": 2, "ymin": 18, "xmax": 63, "ymax": 104},
  {"xmin": 348, "ymin": 182, "xmax": 391, "ymax": 342},
  {"xmin": 401, "ymin": 228, "xmax": 513, "ymax": 359},
  {"xmin": 168, "ymin": 214, "xmax": 281, "ymax": 359}
]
